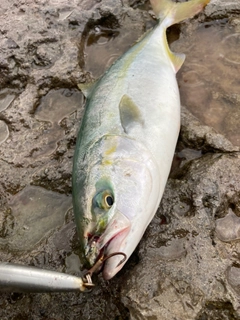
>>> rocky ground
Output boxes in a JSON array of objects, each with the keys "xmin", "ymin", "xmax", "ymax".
[{"xmin": 0, "ymin": 0, "xmax": 240, "ymax": 319}]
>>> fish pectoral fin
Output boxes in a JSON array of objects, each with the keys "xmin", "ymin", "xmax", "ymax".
[
  {"xmin": 78, "ymin": 81, "xmax": 97, "ymax": 98},
  {"xmin": 119, "ymin": 94, "xmax": 144, "ymax": 134}
]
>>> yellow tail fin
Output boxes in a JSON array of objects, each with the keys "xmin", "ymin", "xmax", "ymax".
[{"xmin": 150, "ymin": 0, "xmax": 210, "ymax": 26}]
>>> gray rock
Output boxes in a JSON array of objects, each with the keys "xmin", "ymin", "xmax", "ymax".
[
  {"xmin": 216, "ymin": 209, "xmax": 240, "ymax": 242},
  {"xmin": 181, "ymin": 106, "xmax": 240, "ymax": 153},
  {"xmin": 121, "ymin": 153, "xmax": 240, "ymax": 319},
  {"xmin": 227, "ymin": 266, "xmax": 240, "ymax": 297},
  {"xmin": 205, "ymin": 0, "xmax": 240, "ymax": 19}
]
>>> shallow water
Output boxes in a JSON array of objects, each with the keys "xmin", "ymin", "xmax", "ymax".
[
  {"xmin": 80, "ymin": 12, "xmax": 154, "ymax": 79},
  {"xmin": 174, "ymin": 21, "xmax": 240, "ymax": 146},
  {"xmin": 84, "ymin": 28, "xmax": 141, "ymax": 79},
  {"xmin": 32, "ymin": 88, "xmax": 83, "ymax": 158},
  {"xmin": 0, "ymin": 120, "xmax": 9, "ymax": 144},
  {"xmin": 0, "ymin": 89, "xmax": 16, "ymax": 112},
  {"xmin": 0, "ymin": 89, "xmax": 15, "ymax": 144},
  {"xmin": 35, "ymin": 88, "xmax": 83, "ymax": 124},
  {"xmin": 0, "ymin": 186, "xmax": 72, "ymax": 252}
]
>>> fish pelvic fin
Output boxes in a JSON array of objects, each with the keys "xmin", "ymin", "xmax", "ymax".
[
  {"xmin": 150, "ymin": 0, "xmax": 209, "ymax": 73},
  {"xmin": 78, "ymin": 80, "xmax": 98, "ymax": 98},
  {"xmin": 150, "ymin": 0, "xmax": 210, "ymax": 26}
]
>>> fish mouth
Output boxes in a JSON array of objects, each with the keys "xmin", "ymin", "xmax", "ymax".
[
  {"xmin": 102, "ymin": 227, "xmax": 130, "ymax": 280},
  {"xmin": 85, "ymin": 211, "xmax": 131, "ymax": 277}
]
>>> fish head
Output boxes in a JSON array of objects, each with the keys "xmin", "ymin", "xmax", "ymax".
[{"xmin": 73, "ymin": 136, "xmax": 160, "ymax": 279}]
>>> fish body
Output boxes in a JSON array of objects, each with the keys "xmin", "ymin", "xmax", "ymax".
[{"xmin": 73, "ymin": 0, "xmax": 209, "ymax": 280}]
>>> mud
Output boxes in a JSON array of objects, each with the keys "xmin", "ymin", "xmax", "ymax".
[{"xmin": 0, "ymin": 0, "xmax": 240, "ymax": 319}]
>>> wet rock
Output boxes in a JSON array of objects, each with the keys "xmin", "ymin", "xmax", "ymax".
[
  {"xmin": 0, "ymin": 89, "xmax": 16, "ymax": 112},
  {"xmin": 0, "ymin": 120, "xmax": 9, "ymax": 144},
  {"xmin": 205, "ymin": 0, "xmax": 240, "ymax": 19},
  {"xmin": 121, "ymin": 153, "xmax": 240, "ymax": 319},
  {"xmin": 147, "ymin": 237, "xmax": 187, "ymax": 260},
  {"xmin": 227, "ymin": 266, "xmax": 240, "ymax": 296},
  {"xmin": 180, "ymin": 106, "xmax": 240, "ymax": 153},
  {"xmin": 196, "ymin": 301, "xmax": 240, "ymax": 320},
  {"xmin": 35, "ymin": 88, "xmax": 83, "ymax": 124},
  {"xmin": 216, "ymin": 209, "xmax": 240, "ymax": 242},
  {"xmin": 0, "ymin": 186, "xmax": 72, "ymax": 251}
]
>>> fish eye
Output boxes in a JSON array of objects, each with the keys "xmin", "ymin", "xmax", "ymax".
[
  {"xmin": 93, "ymin": 190, "xmax": 114, "ymax": 211},
  {"xmin": 105, "ymin": 194, "xmax": 114, "ymax": 208}
]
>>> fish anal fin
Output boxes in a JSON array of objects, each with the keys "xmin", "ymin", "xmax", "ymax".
[
  {"xmin": 119, "ymin": 95, "xmax": 144, "ymax": 134},
  {"xmin": 172, "ymin": 52, "xmax": 185, "ymax": 72},
  {"xmin": 169, "ymin": 50, "xmax": 185, "ymax": 73},
  {"xmin": 162, "ymin": 29, "xmax": 185, "ymax": 72}
]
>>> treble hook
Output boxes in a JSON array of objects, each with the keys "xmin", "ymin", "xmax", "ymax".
[{"xmin": 83, "ymin": 252, "xmax": 127, "ymax": 287}]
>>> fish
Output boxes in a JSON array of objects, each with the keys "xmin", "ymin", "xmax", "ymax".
[{"xmin": 72, "ymin": 0, "xmax": 209, "ymax": 280}]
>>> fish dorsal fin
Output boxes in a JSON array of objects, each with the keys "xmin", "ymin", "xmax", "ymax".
[
  {"xmin": 119, "ymin": 95, "xmax": 144, "ymax": 134},
  {"xmin": 78, "ymin": 81, "xmax": 97, "ymax": 98}
]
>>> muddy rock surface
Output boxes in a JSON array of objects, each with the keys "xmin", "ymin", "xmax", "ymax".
[{"xmin": 0, "ymin": 0, "xmax": 240, "ymax": 319}]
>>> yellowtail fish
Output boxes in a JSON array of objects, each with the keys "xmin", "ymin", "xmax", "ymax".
[{"xmin": 72, "ymin": 0, "xmax": 209, "ymax": 280}]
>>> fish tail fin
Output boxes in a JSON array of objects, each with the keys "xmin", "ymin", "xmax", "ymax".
[
  {"xmin": 150, "ymin": 0, "xmax": 210, "ymax": 26},
  {"xmin": 150, "ymin": 0, "xmax": 209, "ymax": 72}
]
